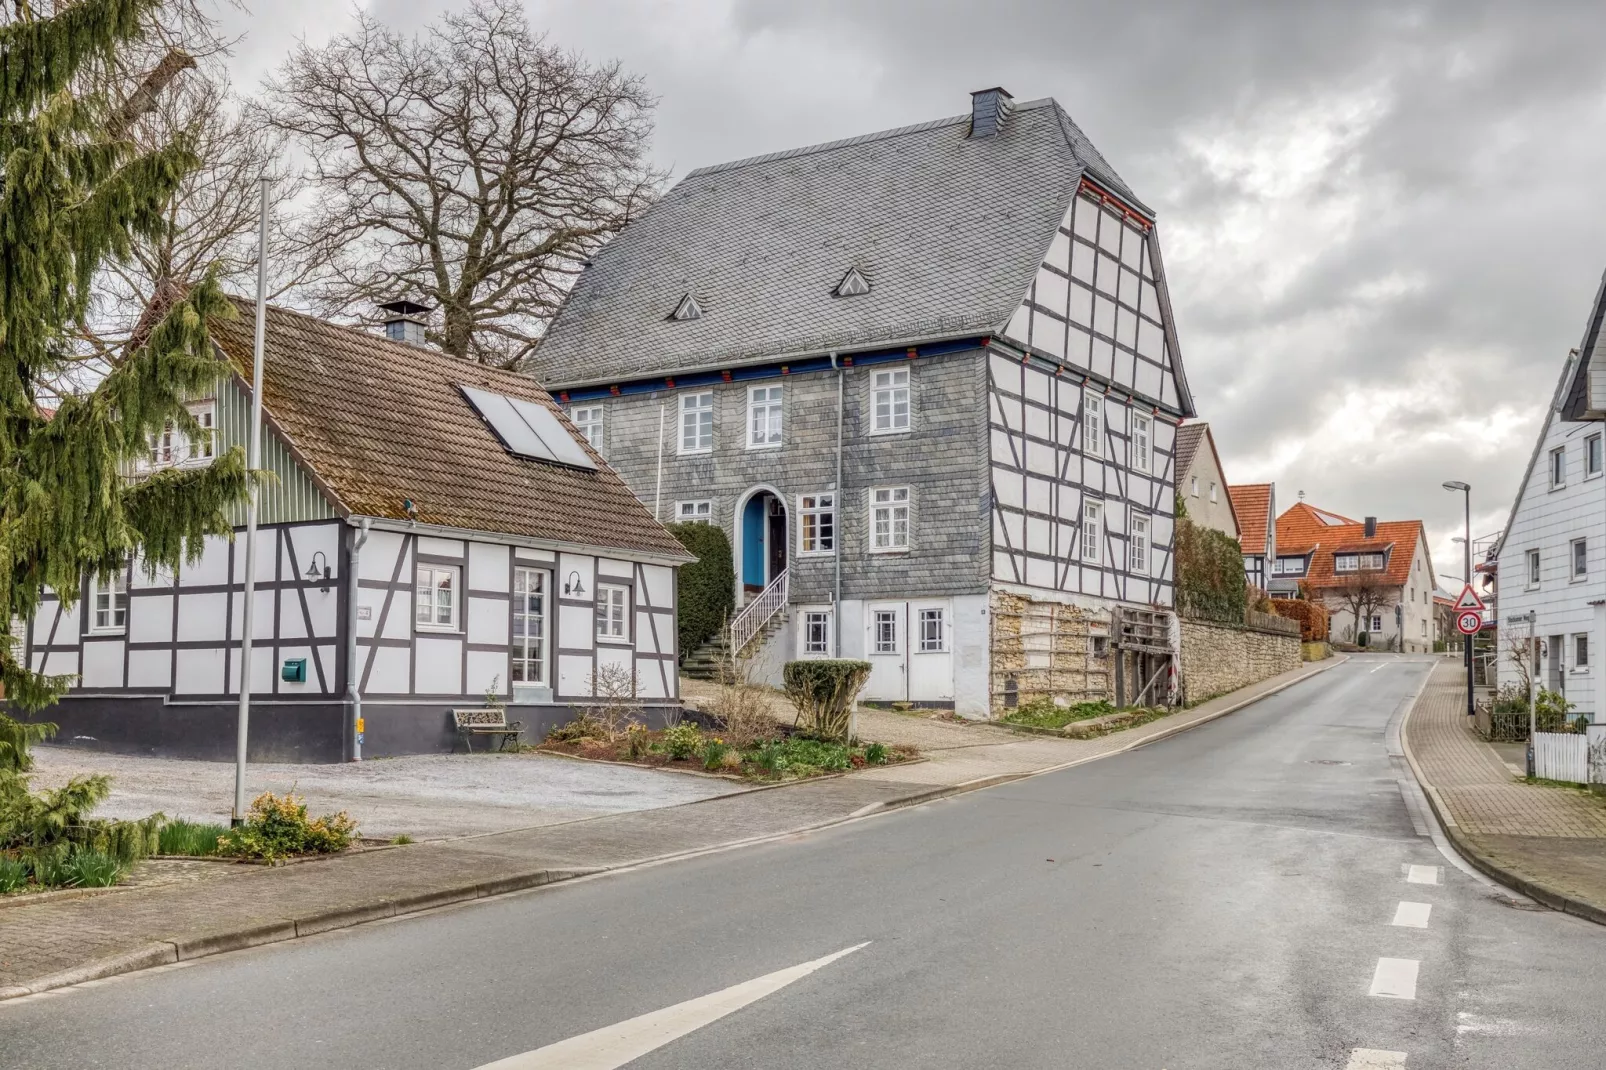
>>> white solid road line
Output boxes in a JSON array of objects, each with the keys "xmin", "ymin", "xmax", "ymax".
[
  {"xmin": 1391, "ymin": 901, "xmax": 1432, "ymax": 928},
  {"xmin": 1369, "ymin": 958, "xmax": 1420, "ymax": 1000},
  {"xmin": 1346, "ymin": 1050, "xmax": 1407, "ymax": 1069},
  {"xmin": 470, "ymin": 943, "xmax": 870, "ymax": 1069},
  {"xmin": 1405, "ymin": 864, "xmax": 1440, "ymax": 884}
]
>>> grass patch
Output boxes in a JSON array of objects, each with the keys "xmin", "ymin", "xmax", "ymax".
[
  {"xmin": 1002, "ymin": 699, "xmax": 1116, "ymax": 730},
  {"xmin": 389, "ymin": 834, "xmax": 415, "ymax": 845},
  {"xmin": 158, "ymin": 819, "xmax": 228, "ymax": 857},
  {"xmin": 538, "ymin": 722, "xmax": 912, "ymax": 781},
  {"xmin": 1524, "ymin": 776, "xmax": 1590, "ymax": 791}
]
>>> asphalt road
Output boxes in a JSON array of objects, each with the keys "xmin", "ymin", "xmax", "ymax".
[{"xmin": 6, "ymin": 655, "xmax": 1605, "ymax": 1069}]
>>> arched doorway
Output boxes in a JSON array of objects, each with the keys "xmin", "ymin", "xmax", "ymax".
[{"xmin": 734, "ymin": 487, "xmax": 788, "ymax": 603}]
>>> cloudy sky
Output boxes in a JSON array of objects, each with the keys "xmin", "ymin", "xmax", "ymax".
[{"xmin": 216, "ymin": 0, "xmax": 1606, "ymax": 585}]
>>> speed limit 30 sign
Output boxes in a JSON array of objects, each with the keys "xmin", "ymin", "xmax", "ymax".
[{"xmin": 1456, "ymin": 610, "xmax": 1482, "ymax": 635}]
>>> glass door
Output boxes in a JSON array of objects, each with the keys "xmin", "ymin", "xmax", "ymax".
[{"xmin": 512, "ymin": 568, "xmax": 548, "ymax": 685}]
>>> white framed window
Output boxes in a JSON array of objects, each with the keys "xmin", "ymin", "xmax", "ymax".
[
  {"xmin": 676, "ymin": 500, "xmax": 713, "ymax": 524},
  {"xmin": 798, "ymin": 493, "xmax": 835, "ymax": 554},
  {"xmin": 89, "ymin": 571, "xmax": 128, "ymax": 633},
  {"xmin": 145, "ymin": 401, "xmax": 216, "ymax": 470},
  {"xmin": 595, "ymin": 583, "xmax": 629, "ymax": 643},
  {"xmin": 1209, "ymin": 482, "xmax": 1218, "ymax": 503},
  {"xmin": 1421, "ymin": 620, "xmax": 1428, "ymax": 638},
  {"xmin": 1589, "ymin": 434, "xmax": 1603, "ymax": 478},
  {"xmin": 1130, "ymin": 514, "xmax": 1149, "ymax": 574},
  {"xmin": 569, "ymin": 405, "xmax": 604, "ymax": 450},
  {"xmin": 679, "ymin": 392, "xmax": 714, "ymax": 454},
  {"xmin": 1550, "ymin": 445, "xmax": 1566, "ymax": 488},
  {"xmin": 802, "ymin": 610, "xmax": 832, "ymax": 656},
  {"xmin": 1081, "ymin": 499, "xmax": 1102, "ymax": 564},
  {"xmin": 918, "ymin": 608, "xmax": 945, "ymax": 652},
  {"xmin": 1527, "ymin": 549, "xmax": 1541, "ymax": 588},
  {"xmin": 869, "ymin": 486, "xmax": 910, "ymax": 551},
  {"xmin": 1360, "ymin": 552, "xmax": 1385, "ymax": 570},
  {"xmin": 1573, "ymin": 538, "xmax": 1588, "ymax": 580},
  {"xmin": 1369, "ymin": 614, "xmax": 1384, "ymax": 633},
  {"xmin": 1335, "ymin": 555, "xmax": 1358, "ymax": 573},
  {"xmin": 1190, "ymin": 475, "xmax": 1199, "ymax": 497},
  {"xmin": 1083, "ymin": 393, "xmax": 1103, "ymax": 456},
  {"xmin": 1130, "ymin": 413, "xmax": 1151, "ymax": 473},
  {"xmin": 415, "ymin": 565, "xmax": 460, "ymax": 631},
  {"xmin": 747, "ymin": 385, "xmax": 783, "ymax": 448},
  {"xmin": 873, "ymin": 610, "xmax": 899, "ymax": 654},
  {"xmin": 1576, "ymin": 633, "xmax": 1590, "ymax": 669},
  {"xmin": 871, "ymin": 368, "xmax": 911, "ymax": 433},
  {"xmin": 511, "ymin": 567, "xmax": 547, "ymax": 684}
]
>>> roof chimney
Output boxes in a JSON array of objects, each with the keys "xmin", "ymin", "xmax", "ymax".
[
  {"xmin": 1364, "ymin": 516, "xmax": 1377, "ymax": 538},
  {"xmin": 969, "ymin": 87, "xmax": 1014, "ymax": 139},
  {"xmin": 378, "ymin": 299, "xmax": 431, "ymax": 347}
]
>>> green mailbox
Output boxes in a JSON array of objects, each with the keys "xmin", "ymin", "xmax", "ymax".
[{"xmin": 280, "ymin": 658, "xmax": 307, "ymax": 683}]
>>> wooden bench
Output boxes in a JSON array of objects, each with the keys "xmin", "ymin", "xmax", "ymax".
[{"xmin": 452, "ymin": 707, "xmax": 523, "ymax": 752}]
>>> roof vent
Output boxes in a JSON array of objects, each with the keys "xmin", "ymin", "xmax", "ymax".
[
  {"xmin": 378, "ymin": 299, "xmax": 431, "ymax": 346},
  {"xmin": 834, "ymin": 267, "xmax": 871, "ymax": 298},
  {"xmin": 668, "ymin": 293, "xmax": 703, "ymax": 322},
  {"xmin": 1364, "ymin": 516, "xmax": 1377, "ymax": 538},
  {"xmin": 969, "ymin": 87, "xmax": 1014, "ymax": 139}
]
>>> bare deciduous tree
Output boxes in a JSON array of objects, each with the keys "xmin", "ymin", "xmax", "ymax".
[
  {"xmin": 258, "ymin": 0, "xmax": 664, "ymax": 366},
  {"xmin": 1318, "ymin": 574, "xmax": 1397, "ymax": 647}
]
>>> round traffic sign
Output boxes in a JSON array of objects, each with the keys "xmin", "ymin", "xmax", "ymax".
[{"xmin": 1456, "ymin": 610, "xmax": 1482, "ymax": 635}]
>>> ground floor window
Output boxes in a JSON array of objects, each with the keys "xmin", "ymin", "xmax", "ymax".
[
  {"xmin": 803, "ymin": 610, "xmax": 832, "ymax": 656},
  {"xmin": 415, "ymin": 565, "xmax": 459, "ymax": 630},
  {"xmin": 873, "ymin": 609, "xmax": 899, "ymax": 654},
  {"xmin": 512, "ymin": 567, "xmax": 547, "ymax": 683},
  {"xmin": 89, "ymin": 570, "xmax": 128, "ymax": 633},
  {"xmin": 1576, "ymin": 633, "xmax": 1590, "ymax": 669},
  {"xmin": 918, "ymin": 608, "xmax": 945, "ymax": 652},
  {"xmin": 1369, "ymin": 614, "xmax": 1383, "ymax": 633},
  {"xmin": 596, "ymin": 583, "xmax": 629, "ymax": 642}
]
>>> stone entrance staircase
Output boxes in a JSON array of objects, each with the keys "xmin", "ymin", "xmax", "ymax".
[{"xmin": 681, "ymin": 570, "xmax": 790, "ymax": 682}]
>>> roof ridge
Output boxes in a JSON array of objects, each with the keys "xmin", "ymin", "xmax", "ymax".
[{"xmin": 684, "ymin": 97, "xmax": 1058, "ymax": 179}]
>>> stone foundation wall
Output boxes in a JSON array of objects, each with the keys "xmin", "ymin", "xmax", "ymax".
[
  {"xmin": 988, "ymin": 591, "xmax": 1113, "ymax": 716},
  {"xmin": 1179, "ymin": 615, "xmax": 1301, "ymax": 705}
]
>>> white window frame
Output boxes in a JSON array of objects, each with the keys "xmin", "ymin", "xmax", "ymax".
[
  {"xmin": 144, "ymin": 400, "xmax": 217, "ymax": 471},
  {"xmin": 870, "ymin": 368, "xmax": 911, "ymax": 434},
  {"xmin": 511, "ymin": 567, "xmax": 548, "ymax": 685},
  {"xmin": 1129, "ymin": 514, "xmax": 1149, "ymax": 575},
  {"xmin": 1589, "ymin": 433, "xmax": 1604, "ymax": 479},
  {"xmin": 1572, "ymin": 537, "xmax": 1588, "ymax": 581},
  {"xmin": 1550, "ymin": 445, "xmax": 1566, "ymax": 488},
  {"xmin": 873, "ymin": 609, "xmax": 900, "ymax": 654},
  {"xmin": 569, "ymin": 405, "xmax": 604, "ymax": 451},
  {"xmin": 89, "ymin": 570, "xmax": 128, "ymax": 633},
  {"xmin": 675, "ymin": 500, "xmax": 714, "ymax": 524},
  {"xmin": 869, "ymin": 486, "xmax": 911, "ymax": 552},
  {"xmin": 802, "ymin": 610, "xmax": 833, "ymax": 657},
  {"xmin": 1130, "ymin": 413, "xmax": 1151, "ymax": 473},
  {"xmin": 1335, "ymin": 555, "xmax": 1358, "ymax": 573},
  {"xmin": 1083, "ymin": 392, "xmax": 1103, "ymax": 457},
  {"xmin": 1360, "ymin": 552, "xmax": 1385, "ymax": 570},
  {"xmin": 798, "ymin": 493, "xmax": 836, "ymax": 555},
  {"xmin": 1369, "ymin": 614, "xmax": 1384, "ymax": 633},
  {"xmin": 918, "ymin": 607, "xmax": 946, "ymax": 652},
  {"xmin": 746, "ymin": 384, "xmax": 783, "ymax": 449},
  {"xmin": 1209, "ymin": 482, "xmax": 1218, "ymax": 503},
  {"xmin": 1190, "ymin": 475, "xmax": 1199, "ymax": 497},
  {"xmin": 1081, "ymin": 499, "xmax": 1103, "ymax": 564},
  {"xmin": 1575, "ymin": 632, "xmax": 1590, "ymax": 670},
  {"xmin": 679, "ymin": 392, "xmax": 714, "ymax": 454},
  {"xmin": 415, "ymin": 564, "xmax": 461, "ymax": 632},
  {"xmin": 595, "ymin": 583, "xmax": 630, "ymax": 644},
  {"xmin": 1527, "ymin": 548, "xmax": 1541, "ymax": 589}
]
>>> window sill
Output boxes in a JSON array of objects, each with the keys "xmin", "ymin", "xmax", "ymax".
[
  {"xmin": 87, "ymin": 628, "xmax": 126, "ymax": 637},
  {"xmin": 797, "ymin": 550, "xmax": 836, "ymax": 558},
  {"xmin": 678, "ymin": 448, "xmax": 713, "ymax": 457},
  {"xmin": 914, "ymin": 649, "xmax": 948, "ymax": 655},
  {"xmin": 596, "ymin": 635, "xmax": 632, "ymax": 646},
  {"xmin": 868, "ymin": 547, "xmax": 911, "ymax": 555},
  {"xmin": 415, "ymin": 625, "xmax": 463, "ymax": 635},
  {"xmin": 868, "ymin": 426, "xmax": 912, "ymax": 437},
  {"xmin": 746, "ymin": 441, "xmax": 783, "ymax": 451},
  {"xmin": 1586, "ymin": 471, "xmax": 1604, "ymax": 481},
  {"xmin": 1550, "ymin": 484, "xmax": 1567, "ymax": 492}
]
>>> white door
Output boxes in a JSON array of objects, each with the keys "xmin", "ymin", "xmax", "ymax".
[
  {"xmin": 908, "ymin": 600, "xmax": 955, "ymax": 702},
  {"xmin": 864, "ymin": 602, "xmax": 907, "ymax": 701}
]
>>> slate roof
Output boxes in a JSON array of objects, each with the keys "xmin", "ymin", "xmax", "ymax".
[
  {"xmin": 1560, "ymin": 267, "xmax": 1606, "ymax": 421},
  {"xmin": 1173, "ymin": 423, "xmax": 1208, "ymax": 480},
  {"xmin": 207, "ymin": 299, "xmax": 690, "ymax": 560},
  {"xmin": 1227, "ymin": 484, "xmax": 1274, "ymax": 556},
  {"xmin": 1303, "ymin": 521, "xmax": 1428, "ymax": 589},
  {"xmin": 527, "ymin": 97, "xmax": 1148, "ymax": 386}
]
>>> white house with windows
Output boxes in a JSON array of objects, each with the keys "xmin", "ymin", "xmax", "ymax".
[
  {"xmin": 1497, "ymin": 272, "xmax": 1606, "ymax": 719},
  {"xmin": 524, "ymin": 89, "xmax": 1197, "ymax": 717},
  {"xmin": 24, "ymin": 297, "xmax": 690, "ymax": 762}
]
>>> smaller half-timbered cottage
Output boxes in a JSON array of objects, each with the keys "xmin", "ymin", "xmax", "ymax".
[{"xmin": 26, "ymin": 299, "xmax": 691, "ymax": 761}]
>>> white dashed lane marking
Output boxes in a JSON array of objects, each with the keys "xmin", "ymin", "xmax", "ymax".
[
  {"xmin": 1405, "ymin": 864, "xmax": 1440, "ymax": 885},
  {"xmin": 1391, "ymin": 901, "xmax": 1432, "ymax": 928},
  {"xmin": 1346, "ymin": 1050, "xmax": 1407, "ymax": 1069},
  {"xmin": 1369, "ymin": 958, "xmax": 1420, "ymax": 1000}
]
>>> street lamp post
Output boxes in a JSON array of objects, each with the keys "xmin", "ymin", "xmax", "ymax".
[{"xmin": 1443, "ymin": 481, "xmax": 1473, "ymax": 717}]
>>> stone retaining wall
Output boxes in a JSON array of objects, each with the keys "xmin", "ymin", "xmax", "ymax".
[{"xmin": 1179, "ymin": 615, "xmax": 1301, "ymax": 705}]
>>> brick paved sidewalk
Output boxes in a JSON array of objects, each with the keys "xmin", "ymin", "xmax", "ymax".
[
  {"xmin": 0, "ymin": 657, "xmax": 1340, "ymax": 999},
  {"xmin": 1404, "ymin": 659, "xmax": 1606, "ymax": 921}
]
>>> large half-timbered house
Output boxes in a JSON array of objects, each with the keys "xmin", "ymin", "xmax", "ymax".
[
  {"xmin": 524, "ymin": 89, "xmax": 1198, "ymax": 717},
  {"xmin": 26, "ymin": 299, "xmax": 691, "ymax": 761}
]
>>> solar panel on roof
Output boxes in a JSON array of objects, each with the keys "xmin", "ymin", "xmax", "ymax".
[{"xmin": 458, "ymin": 385, "xmax": 597, "ymax": 471}]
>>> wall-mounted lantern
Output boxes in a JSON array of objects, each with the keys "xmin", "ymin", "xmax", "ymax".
[
  {"xmin": 305, "ymin": 550, "xmax": 332, "ymax": 593},
  {"xmin": 563, "ymin": 570, "xmax": 585, "ymax": 597}
]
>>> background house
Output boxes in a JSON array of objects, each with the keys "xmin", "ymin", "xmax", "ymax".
[
  {"xmin": 1268, "ymin": 499, "xmax": 1358, "ymax": 599},
  {"xmin": 25, "ymin": 299, "xmax": 690, "ymax": 761},
  {"xmin": 1227, "ymin": 484, "xmax": 1276, "ymax": 589},
  {"xmin": 1174, "ymin": 423, "xmax": 1239, "ymax": 541},
  {"xmin": 1297, "ymin": 514, "xmax": 1437, "ymax": 653}
]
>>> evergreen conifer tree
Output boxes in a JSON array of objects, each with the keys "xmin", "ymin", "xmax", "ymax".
[{"xmin": 0, "ymin": 0, "xmax": 249, "ymax": 749}]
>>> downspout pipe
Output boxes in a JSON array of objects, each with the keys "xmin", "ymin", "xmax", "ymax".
[
  {"xmin": 346, "ymin": 517, "xmax": 372, "ymax": 761},
  {"xmin": 832, "ymin": 351, "xmax": 843, "ymax": 657}
]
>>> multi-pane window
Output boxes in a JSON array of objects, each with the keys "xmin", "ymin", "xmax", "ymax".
[
  {"xmin": 415, "ymin": 565, "xmax": 459, "ymax": 630},
  {"xmin": 1551, "ymin": 446, "xmax": 1566, "ymax": 488},
  {"xmin": 1130, "ymin": 413, "xmax": 1151, "ymax": 473},
  {"xmin": 803, "ymin": 611, "xmax": 832, "ymax": 656},
  {"xmin": 1081, "ymin": 500, "xmax": 1102, "ymax": 564},
  {"xmin": 799, "ymin": 493, "xmax": 835, "ymax": 554},
  {"xmin": 569, "ymin": 406, "xmax": 604, "ymax": 450},
  {"xmin": 511, "ymin": 568, "xmax": 547, "ymax": 684},
  {"xmin": 1369, "ymin": 614, "xmax": 1384, "ymax": 633},
  {"xmin": 680, "ymin": 392, "xmax": 713, "ymax": 453},
  {"xmin": 1527, "ymin": 549, "xmax": 1541, "ymax": 588},
  {"xmin": 595, "ymin": 584, "xmax": 629, "ymax": 642},
  {"xmin": 1576, "ymin": 633, "xmax": 1590, "ymax": 669},
  {"xmin": 89, "ymin": 571, "xmax": 127, "ymax": 632},
  {"xmin": 873, "ymin": 610, "xmax": 899, "ymax": 654},
  {"xmin": 146, "ymin": 401, "xmax": 216, "ymax": 470},
  {"xmin": 869, "ymin": 487, "xmax": 910, "ymax": 551},
  {"xmin": 1573, "ymin": 538, "xmax": 1588, "ymax": 579},
  {"xmin": 1335, "ymin": 555, "xmax": 1358, "ymax": 573},
  {"xmin": 748, "ymin": 385, "xmax": 783, "ymax": 448},
  {"xmin": 919, "ymin": 608, "xmax": 945, "ymax": 652},
  {"xmin": 1589, "ymin": 434, "xmax": 1603, "ymax": 478},
  {"xmin": 871, "ymin": 368, "xmax": 911, "ymax": 433},
  {"xmin": 1083, "ymin": 393, "xmax": 1103, "ymax": 456},
  {"xmin": 1130, "ymin": 515, "xmax": 1149, "ymax": 574},
  {"xmin": 1360, "ymin": 553, "xmax": 1385, "ymax": 570},
  {"xmin": 676, "ymin": 500, "xmax": 713, "ymax": 524}
]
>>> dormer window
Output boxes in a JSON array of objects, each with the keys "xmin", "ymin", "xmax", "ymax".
[
  {"xmin": 142, "ymin": 401, "xmax": 216, "ymax": 471},
  {"xmin": 669, "ymin": 293, "xmax": 703, "ymax": 322},
  {"xmin": 834, "ymin": 267, "xmax": 871, "ymax": 297}
]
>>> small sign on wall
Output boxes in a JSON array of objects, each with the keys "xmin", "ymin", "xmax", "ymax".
[{"xmin": 357, "ymin": 606, "xmax": 372, "ymax": 620}]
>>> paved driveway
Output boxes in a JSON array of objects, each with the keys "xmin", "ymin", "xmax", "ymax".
[{"xmin": 28, "ymin": 746, "xmax": 744, "ymax": 840}]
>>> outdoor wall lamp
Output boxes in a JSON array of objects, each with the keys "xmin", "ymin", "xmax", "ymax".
[
  {"xmin": 564, "ymin": 571, "xmax": 585, "ymax": 597},
  {"xmin": 306, "ymin": 551, "xmax": 332, "ymax": 593}
]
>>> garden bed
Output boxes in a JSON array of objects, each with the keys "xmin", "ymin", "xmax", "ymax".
[
  {"xmin": 1000, "ymin": 699, "xmax": 1170, "ymax": 738},
  {"xmin": 537, "ymin": 722, "xmax": 917, "ymax": 782}
]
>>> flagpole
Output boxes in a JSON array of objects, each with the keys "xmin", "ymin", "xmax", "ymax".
[{"xmin": 233, "ymin": 175, "xmax": 270, "ymax": 825}]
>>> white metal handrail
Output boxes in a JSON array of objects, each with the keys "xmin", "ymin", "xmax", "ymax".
[{"xmin": 729, "ymin": 568, "xmax": 788, "ymax": 654}]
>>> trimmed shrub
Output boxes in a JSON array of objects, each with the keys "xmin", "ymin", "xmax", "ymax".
[
  {"xmin": 782, "ymin": 660, "xmax": 871, "ymax": 742},
  {"xmin": 1270, "ymin": 598, "xmax": 1330, "ymax": 642},
  {"xmin": 217, "ymin": 792, "xmax": 358, "ymax": 861},
  {"xmin": 661, "ymin": 722, "xmax": 703, "ymax": 760},
  {"xmin": 667, "ymin": 522, "xmax": 735, "ymax": 662}
]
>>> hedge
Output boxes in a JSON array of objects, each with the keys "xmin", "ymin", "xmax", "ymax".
[
  {"xmin": 667, "ymin": 522, "xmax": 734, "ymax": 661},
  {"xmin": 1270, "ymin": 598, "xmax": 1329, "ymax": 642},
  {"xmin": 783, "ymin": 660, "xmax": 871, "ymax": 742},
  {"xmin": 1174, "ymin": 513, "xmax": 1247, "ymax": 622}
]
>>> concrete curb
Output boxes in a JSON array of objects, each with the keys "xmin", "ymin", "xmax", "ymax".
[
  {"xmin": 1397, "ymin": 672, "xmax": 1606, "ymax": 928},
  {"xmin": 0, "ymin": 659, "xmax": 1345, "ymax": 1002}
]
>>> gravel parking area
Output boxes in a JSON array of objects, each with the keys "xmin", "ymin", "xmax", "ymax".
[{"xmin": 27, "ymin": 746, "xmax": 746, "ymax": 840}]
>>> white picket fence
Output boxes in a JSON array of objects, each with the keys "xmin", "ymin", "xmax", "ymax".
[{"xmin": 1533, "ymin": 731, "xmax": 1589, "ymax": 784}]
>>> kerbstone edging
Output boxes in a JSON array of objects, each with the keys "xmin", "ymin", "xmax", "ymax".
[{"xmin": 1397, "ymin": 677, "xmax": 1606, "ymax": 929}]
